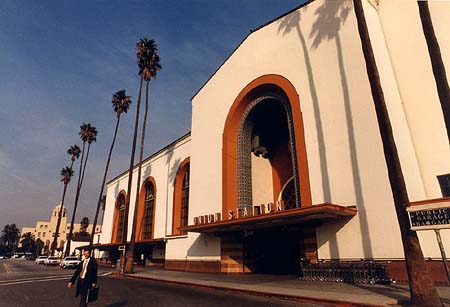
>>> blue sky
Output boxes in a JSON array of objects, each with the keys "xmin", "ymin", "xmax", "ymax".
[{"xmin": 0, "ymin": 0, "xmax": 304, "ymax": 231}]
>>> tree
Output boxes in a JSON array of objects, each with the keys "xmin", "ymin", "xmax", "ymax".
[
  {"xmin": 51, "ymin": 166, "xmax": 74, "ymax": 256},
  {"xmin": 352, "ymin": 0, "xmax": 443, "ymax": 306},
  {"xmin": 1, "ymin": 224, "xmax": 20, "ymax": 250},
  {"xmin": 35, "ymin": 238, "xmax": 44, "ymax": 256},
  {"xmin": 125, "ymin": 38, "xmax": 161, "ymax": 273},
  {"xmin": 417, "ymin": 1, "xmax": 450, "ymax": 142},
  {"xmin": 67, "ymin": 145, "xmax": 81, "ymax": 169},
  {"xmin": 20, "ymin": 232, "xmax": 35, "ymax": 253},
  {"xmin": 66, "ymin": 123, "xmax": 98, "ymax": 257},
  {"xmin": 80, "ymin": 216, "xmax": 89, "ymax": 232},
  {"xmin": 90, "ymin": 90, "xmax": 132, "ymax": 249}
]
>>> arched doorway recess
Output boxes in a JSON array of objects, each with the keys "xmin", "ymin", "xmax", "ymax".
[{"xmin": 222, "ymin": 74, "xmax": 312, "ymax": 217}]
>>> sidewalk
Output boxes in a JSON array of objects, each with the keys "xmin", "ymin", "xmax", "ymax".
[{"xmin": 120, "ymin": 267, "xmax": 450, "ymax": 307}]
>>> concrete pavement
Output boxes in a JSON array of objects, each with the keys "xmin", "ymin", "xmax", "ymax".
[{"xmin": 122, "ymin": 267, "xmax": 450, "ymax": 307}]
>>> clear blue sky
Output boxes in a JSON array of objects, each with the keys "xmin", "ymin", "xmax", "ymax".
[{"xmin": 0, "ymin": 0, "xmax": 304, "ymax": 230}]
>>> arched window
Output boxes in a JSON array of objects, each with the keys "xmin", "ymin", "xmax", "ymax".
[
  {"xmin": 115, "ymin": 193, "xmax": 126, "ymax": 243},
  {"xmin": 180, "ymin": 165, "xmax": 190, "ymax": 231},
  {"xmin": 142, "ymin": 182, "xmax": 155, "ymax": 240},
  {"xmin": 172, "ymin": 158, "xmax": 190, "ymax": 235}
]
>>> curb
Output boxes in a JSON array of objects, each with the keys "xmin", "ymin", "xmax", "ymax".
[{"xmin": 112, "ymin": 273, "xmax": 392, "ymax": 307}]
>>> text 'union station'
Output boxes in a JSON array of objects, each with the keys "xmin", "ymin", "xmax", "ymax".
[{"xmin": 94, "ymin": 0, "xmax": 450, "ymax": 283}]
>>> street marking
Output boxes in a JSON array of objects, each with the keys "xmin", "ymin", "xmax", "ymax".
[
  {"xmin": 2, "ymin": 263, "xmax": 11, "ymax": 273},
  {"xmin": 0, "ymin": 272, "xmax": 113, "ymax": 286},
  {"xmin": 0, "ymin": 276, "xmax": 70, "ymax": 286},
  {"xmin": 0, "ymin": 275, "xmax": 72, "ymax": 284}
]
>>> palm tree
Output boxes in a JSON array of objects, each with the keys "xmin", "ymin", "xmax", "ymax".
[
  {"xmin": 67, "ymin": 145, "xmax": 81, "ymax": 169},
  {"xmin": 65, "ymin": 123, "xmax": 97, "ymax": 257},
  {"xmin": 20, "ymin": 232, "xmax": 35, "ymax": 253},
  {"xmin": 417, "ymin": 1, "xmax": 450, "ymax": 142},
  {"xmin": 35, "ymin": 238, "xmax": 44, "ymax": 256},
  {"xmin": 352, "ymin": 1, "xmax": 442, "ymax": 306},
  {"xmin": 51, "ymin": 166, "xmax": 74, "ymax": 256},
  {"xmin": 125, "ymin": 38, "xmax": 161, "ymax": 273},
  {"xmin": 89, "ymin": 90, "xmax": 132, "ymax": 249},
  {"xmin": 80, "ymin": 217, "xmax": 90, "ymax": 232},
  {"xmin": 1, "ymin": 224, "xmax": 20, "ymax": 250}
]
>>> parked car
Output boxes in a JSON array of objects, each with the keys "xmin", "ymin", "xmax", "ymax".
[
  {"xmin": 44, "ymin": 256, "xmax": 60, "ymax": 266},
  {"xmin": 35, "ymin": 256, "xmax": 48, "ymax": 264},
  {"xmin": 60, "ymin": 257, "xmax": 80, "ymax": 269}
]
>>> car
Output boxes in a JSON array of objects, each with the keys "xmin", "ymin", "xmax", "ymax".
[
  {"xmin": 0, "ymin": 255, "xmax": 6, "ymax": 260},
  {"xmin": 44, "ymin": 256, "xmax": 60, "ymax": 266},
  {"xmin": 35, "ymin": 256, "xmax": 48, "ymax": 264},
  {"xmin": 60, "ymin": 257, "xmax": 80, "ymax": 269}
]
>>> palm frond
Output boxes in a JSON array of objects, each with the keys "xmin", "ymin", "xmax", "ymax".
[
  {"xmin": 136, "ymin": 37, "xmax": 162, "ymax": 81},
  {"xmin": 112, "ymin": 89, "xmax": 132, "ymax": 115},
  {"xmin": 60, "ymin": 166, "xmax": 74, "ymax": 184},
  {"xmin": 67, "ymin": 144, "xmax": 81, "ymax": 161},
  {"xmin": 79, "ymin": 122, "xmax": 98, "ymax": 144}
]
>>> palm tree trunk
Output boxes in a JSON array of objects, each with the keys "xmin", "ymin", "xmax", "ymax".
[
  {"xmin": 126, "ymin": 79, "xmax": 150, "ymax": 273},
  {"xmin": 90, "ymin": 115, "xmax": 122, "ymax": 251},
  {"xmin": 51, "ymin": 183, "xmax": 69, "ymax": 256},
  {"xmin": 417, "ymin": 1, "xmax": 450, "ymax": 142},
  {"xmin": 122, "ymin": 75, "xmax": 144, "ymax": 272},
  {"xmin": 65, "ymin": 142, "xmax": 86, "ymax": 257},
  {"xmin": 353, "ymin": 1, "xmax": 442, "ymax": 306}
]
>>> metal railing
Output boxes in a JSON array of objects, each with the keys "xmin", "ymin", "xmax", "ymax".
[{"xmin": 299, "ymin": 260, "xmax": 393, "ymax": 284}]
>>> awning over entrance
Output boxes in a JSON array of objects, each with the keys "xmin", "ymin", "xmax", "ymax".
[{"xmin": 181, "ymin": 203, "xmax": 357, "ymax": 233}]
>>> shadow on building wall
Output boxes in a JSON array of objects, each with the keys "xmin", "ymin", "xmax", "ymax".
[{"xmin": 278, "ymin": 0, "xmax": 373, "ymax": 258}]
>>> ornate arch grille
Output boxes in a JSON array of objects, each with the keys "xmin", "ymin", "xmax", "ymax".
[
  {"xmin": 237, "ymin": 93, "xmax": 301, "ymax": 210},
  {"xmin": 180, "ymin": 165, "xmax": 190, "ymax": 232},
  {"xmin": 142, "ymin": 182, "xmax": 155, "ymax": 240},
  {"xmin": 116, "ymin": 194, "xmax": 126, "ymax": 243}
]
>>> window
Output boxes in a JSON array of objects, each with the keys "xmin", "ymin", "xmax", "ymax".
[
  {"xmin": 180, "ymin": 166, "xmax": 190, "ymax": 232},
  {"xmin": 45, "ymin": 225, "xmax": 48, "ymax": 228},
  {"xmin": 438, "ymin": 174, "xmax": 450, "ymax": 197},
  {"xmin": 40, "ymin": 225, "xmax": 43, "ymax": 228},
  {"xmin": 142, "ymin": 182, "xmax": 155, "ymax": 240},
  {"xmin": 37, "ymin": 232, "xmax": 41, "ymax": 236},
  {"xmin": 116, "ymin": 194, "xmax": 126, "ymax": 243},
  {"xmin": 172, "ymin": 159, "xmax": 190, "ymax": 235},
  {"xmin": 42, "ymin": 232, "xmax": 46, "ymax": 237}
]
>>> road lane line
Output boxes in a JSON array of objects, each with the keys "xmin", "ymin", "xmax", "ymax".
[
  {"xmin": 3, "ymin": 263, "xmax": 11, "ymax": 273},
  {"xmin": 0, "ymin": 276, "xmax": 70, "ymax": 286},
  {"xmin": 0, "ymin": 275, "xmax": 73, "ymax": 284},
  {"xmin": 0, "ymin": 272, "xmax": 112, "ymax": 286}
]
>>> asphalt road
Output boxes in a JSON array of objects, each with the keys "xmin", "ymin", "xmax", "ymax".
[{"xmin": 0, "ymin": 259, "xmax": 332, "ymax": 307}]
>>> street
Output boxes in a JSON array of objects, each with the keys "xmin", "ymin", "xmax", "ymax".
[{"xmin": 0, "ymin": 259, "xmax": 332, "ymax": 307}]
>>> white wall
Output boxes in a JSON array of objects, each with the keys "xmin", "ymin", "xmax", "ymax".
[
  {"xmin": 378, "ymin": 0, "xmax": 450, "ymax": 199},
  {"xmin": 190, "ymin": 0, "xmax": 447, "ymax": 260},
  {"xmin": 100, "ymin": 135, "xmax": 191, "ymax": 245}
]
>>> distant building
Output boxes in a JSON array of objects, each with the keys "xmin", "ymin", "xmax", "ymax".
[{"xmin": 21, "ymin": 204, "xmax": 102, "ymax": 250}]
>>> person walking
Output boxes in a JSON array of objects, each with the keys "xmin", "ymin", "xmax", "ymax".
[{"xmin": 68, "ymin": 248, "xmax": 98, "ymax": 307}]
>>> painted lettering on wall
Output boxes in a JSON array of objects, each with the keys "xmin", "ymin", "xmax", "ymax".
[{"xmin": 193, "ymin": 200, "xmax": 286, "ymax": 226}]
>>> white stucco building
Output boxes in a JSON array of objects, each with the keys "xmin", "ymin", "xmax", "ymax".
[{"xmin": 97, "ymin": 0, "xmax": 450, "ymax": 282}]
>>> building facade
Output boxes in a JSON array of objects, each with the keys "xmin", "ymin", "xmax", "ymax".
[
  {"xmin": 98, "ymin": 0, "xmax": 450, "ymax": 282},
  {"xmin": 21, "ymin": 204, "xmax": 102, "ymax": 251}
]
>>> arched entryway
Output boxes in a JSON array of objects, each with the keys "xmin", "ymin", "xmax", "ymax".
[
  {"xmin": 221, "ymin": 75, "xmax": 315, "ymax": 274},
  {"xmin": 222, "ymin": 74, "xmax": 312, "ymax": 216},
  {"xmin": 237, "ymin": 94, "xmax": 299, "ymax": 210}
]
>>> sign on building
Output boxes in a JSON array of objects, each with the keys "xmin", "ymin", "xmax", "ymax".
[{"xmin": 407, "ymin": 202, "xmax": 450, "ymax": 231}]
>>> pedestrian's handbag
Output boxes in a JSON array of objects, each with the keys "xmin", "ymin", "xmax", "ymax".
[{"xmin": 87, "ymin": 285, "xmax": 99, "ymax": 303}]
